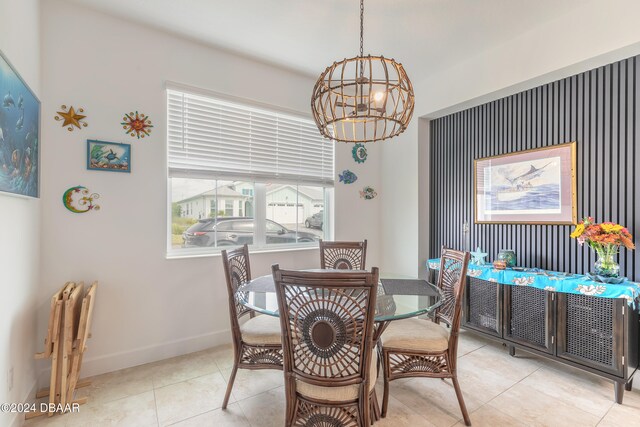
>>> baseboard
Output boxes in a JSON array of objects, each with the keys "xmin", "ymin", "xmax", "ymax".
[{"xmin": 37, "ymin": 328, "xmax": 232, "ymax": 386}]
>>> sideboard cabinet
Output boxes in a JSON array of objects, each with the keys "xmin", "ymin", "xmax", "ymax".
[{"xmin": 428, "ymin": 269, "xmax": 639, "ymax": 403}]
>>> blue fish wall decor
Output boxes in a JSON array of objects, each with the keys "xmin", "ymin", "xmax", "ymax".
[{"xmin": 339, "ymin": 169, "xmax": 358, "ymax": 184}]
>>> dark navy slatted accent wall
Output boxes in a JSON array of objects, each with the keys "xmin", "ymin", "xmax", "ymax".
[{"xmin": 430, "ymin": 56, "xmax": 640, "ymax": 281}]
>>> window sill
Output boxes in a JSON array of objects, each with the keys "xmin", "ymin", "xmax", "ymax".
[{"xmin": 166, "ymin": 243, "xmax": 319, "ymax": 260}]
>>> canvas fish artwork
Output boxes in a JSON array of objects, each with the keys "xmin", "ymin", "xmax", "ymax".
[
  {"xmin": 339, "ymin": 169, "xmax": 357, "ymax": 184},
  {"xmin": 0, "ymin": 50, "xmax": 40, "ymax": 198}
]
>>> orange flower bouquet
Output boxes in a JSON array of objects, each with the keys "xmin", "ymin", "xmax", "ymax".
[{"xmin": 570, "ymin": 217, "xmax": 635, "ymax": 277}]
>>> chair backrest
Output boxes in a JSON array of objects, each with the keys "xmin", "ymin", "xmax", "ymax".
[
  {"xmin": 221, "ymin": 245, "xmax": 253, "ymax": 339},
  {"xmin": 434, "ymin": 247, "xmax": 470, "ymax": 359},
  {"xmin": 319, "ymin": 239, "xmax": 367, "ymax": 270},
  {"xmin": 272, "ymin": 265, "xmax": 378, "ymax": 390}
]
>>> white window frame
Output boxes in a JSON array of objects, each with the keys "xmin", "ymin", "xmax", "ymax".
[{"xmin": 165, "ymin": 83, "xmax": 334, "ymax": 258}]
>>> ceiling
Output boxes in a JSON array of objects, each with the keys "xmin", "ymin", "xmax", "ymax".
[{"xmin": 67, "ymin": 0, "xmax": 585, "ymax": 79}]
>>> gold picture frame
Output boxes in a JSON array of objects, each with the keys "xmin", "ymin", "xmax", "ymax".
[{"xmin": 474, "ymin": 142, "xmax": 577, "ymax": 225}]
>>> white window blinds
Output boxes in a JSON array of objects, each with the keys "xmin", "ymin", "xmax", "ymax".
[{"xmin": 167, "ymin": 89, "xmax": 334, "ymax": 185}]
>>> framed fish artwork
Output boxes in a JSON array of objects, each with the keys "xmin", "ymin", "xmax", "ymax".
[
  {"xmin": 86, "ymin": 140, "xmax": 131, "ymax": 173},
  {"xmin": 0, "ymin": 49, "xmax": 40, "ymax": 198},
  {"xmin": 474, "ymin": 142, "xmax": 576, "ymax": 224}
]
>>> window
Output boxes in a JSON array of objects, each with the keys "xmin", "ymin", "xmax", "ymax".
[
  {"xmin": 167, "ymin": 87, "xmax": 334, "ymax": 255},
  {"xmin": 224, "ymin": 200, "xmax": 233, "ymax": 217}
]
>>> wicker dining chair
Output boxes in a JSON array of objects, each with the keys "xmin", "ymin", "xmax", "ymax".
[
  {"xmin": 221, "ymin": 245, "xmax": 283, "ymax": 409},
  {"xmin": 319, "ymin": 239, "xmax": 367, "ymax": 270},
  {"xmin": 272, "ymin": 265, "xmax": 379, "ymax": 427},
  {"xmin": 380, "ymin": 248, "xmax": 472, "ymax": 425}
]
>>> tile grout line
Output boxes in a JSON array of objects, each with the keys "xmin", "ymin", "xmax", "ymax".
[
  {"xmin": 153, "ymin": 353, "xmax": 228, "ymax": 426},
  {"xmin": 387, "ymin": 391, "xmax": 442, "ymax": 427},
  {"xmin": 482, "ymin": 362, "xmax": 608, "ymax": 425},
  {"xmin": 595, "ymin": 400, "xmax": 617, "ymax": 426},
  {"xmin": 386, "ymin": 374, "xmax": 470, "ymax": 425},
  {"xmin": 151, "ymin": 367, "xmax": 223, "ymax": 391},
  {"xmin": 386, "ymin": 342, "xmax": 498, "ymax": 426},
  {"xmin": 449, "ymin": 350, "xmax": 540, "ymax": 425},
  {"xmin": 233, "ymin": 395, "xmax": 255, "ymax": 427},
  {"xmin": 152, "ymin": 388, "xmax": 161, "ymax": 427},
  {"xmin": 151, "ymin": 349, "xmax": 283, "ymax": 426},
  {"xmin": 232, "ymin": 383, "xmax": 284, "ymax": 405},
  {"xmin": 163, "ymin": 404, "xmax": 233, "ymax": 427},
  {"xmin": 482, "ymin": 363, "xmax": 542, "ymax": 410},
  {"xmin": 457, "ymin": 342, "xmax": 487, "ymax": 358}
]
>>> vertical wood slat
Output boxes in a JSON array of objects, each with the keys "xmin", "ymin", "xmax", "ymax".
[{"xmin": 429, "ymin": 56, "xmax": 639, "ymax": 282}]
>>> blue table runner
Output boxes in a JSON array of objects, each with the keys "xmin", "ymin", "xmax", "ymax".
[{"xmin": 427, "ymin": 258, "xmax": 640, "ymax": 307}]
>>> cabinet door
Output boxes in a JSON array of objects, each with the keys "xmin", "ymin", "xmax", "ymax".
[
  {"xmin": 503, "ymin": 286, "xmax": 555, "ymax": 354},
  {"xmin": 556, "ymin": 293, "xmax": 624, "ymax": 376},
  {"xmin": 463, "ymin": 277, "xmax": 502, "ymax": 337}
]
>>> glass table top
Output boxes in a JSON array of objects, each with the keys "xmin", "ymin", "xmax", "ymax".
[{"xmin": 236, "ymin": 271, "xmax": 442, "ymax": 322}]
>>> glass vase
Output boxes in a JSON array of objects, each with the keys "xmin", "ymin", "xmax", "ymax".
[
  {"xmin": 497, "ymin": 249, "xmax": 517, "ymax": 268},
  {"xmin": 593, "ymin": 247, "xmax": 620, "ymax": 277}
]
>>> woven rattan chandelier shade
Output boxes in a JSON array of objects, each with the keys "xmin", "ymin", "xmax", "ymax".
[{"xmin": 311, "ymin": 0, "xmax": 415, "ymax": 143}]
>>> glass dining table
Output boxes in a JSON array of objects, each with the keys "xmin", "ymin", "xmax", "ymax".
[{"xmin": 236, "ymin": 270, "xmax": 443, "ymax": 341}]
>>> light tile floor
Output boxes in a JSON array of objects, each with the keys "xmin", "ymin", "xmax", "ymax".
[{"xmin": 23, "ymin": 330, "xmax": 640, "ymax": 427}]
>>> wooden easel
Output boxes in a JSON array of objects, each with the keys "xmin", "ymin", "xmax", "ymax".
[{"xmin": 28, "ymin": 282, "xmax": 98, "ymax": 419}]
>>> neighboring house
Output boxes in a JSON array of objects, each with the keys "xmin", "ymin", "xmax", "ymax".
[
  {"xmin": 176, "ymin": 182, "xmax": 323, "ymax": 224},
  {"xmin": 266, "ymin": 184, "xmax": 324, "ymax": 225},
  {"xmin": 176, "ymin": 183, "xmax": 253, "ymax": 220}
]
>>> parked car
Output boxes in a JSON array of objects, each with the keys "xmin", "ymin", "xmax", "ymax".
[
  {"xmin": 182, "ymin": 217, "xmax": 319, "ymax": 247},
  {"xmin": 305, "ymin": 211, "xmax": 323, "ymax": 230}
]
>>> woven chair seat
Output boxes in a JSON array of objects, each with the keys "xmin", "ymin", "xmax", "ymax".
[
  {"xmin": 240, "ymin": 315, "xmax": 282, "ymax": 345},
  {"xmin": 296, "ymin": 351, "xmax": 377, "ymax": 402},
  {"xmin": 382, "ymin": 318, "xmax": 449, "ymax": 352}
]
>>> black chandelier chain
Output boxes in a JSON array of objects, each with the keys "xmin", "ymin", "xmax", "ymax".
[{"xmin": 359, "ymin": 0, "xmax": 364, "ymax": 58}]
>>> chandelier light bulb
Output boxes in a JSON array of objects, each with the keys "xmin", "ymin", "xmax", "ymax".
[{"xmin": 372, "ymin": 91, "xmax": 385, "ymax": 102}]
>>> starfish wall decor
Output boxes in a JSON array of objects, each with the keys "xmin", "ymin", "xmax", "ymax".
[{"xmin": 55, "ymin": 105, "xmax": 88, "ymax": 131}]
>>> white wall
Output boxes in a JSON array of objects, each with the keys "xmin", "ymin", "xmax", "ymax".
[
  {"xmin": 0, "ymin": 1, "xmax": 41, "ymax": 425},
  {"xmin": 334, "ymin": 141, "xmax": 382, "ymax": 265},
  {"xmin": 380, "ymin": 0, "xmax": 640, "ymax": 277},
  {"xmin": 378, "ymin": 125, "xmax": 418, "ymax": 276},
  {"xmin": 39, "ymin": 0, "xmax": 381, "ymax": 380}
]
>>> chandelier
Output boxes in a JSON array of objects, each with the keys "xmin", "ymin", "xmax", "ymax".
[{"xmin": 311, "ymin": 0, "xmax": 415, "ymax": 143}]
